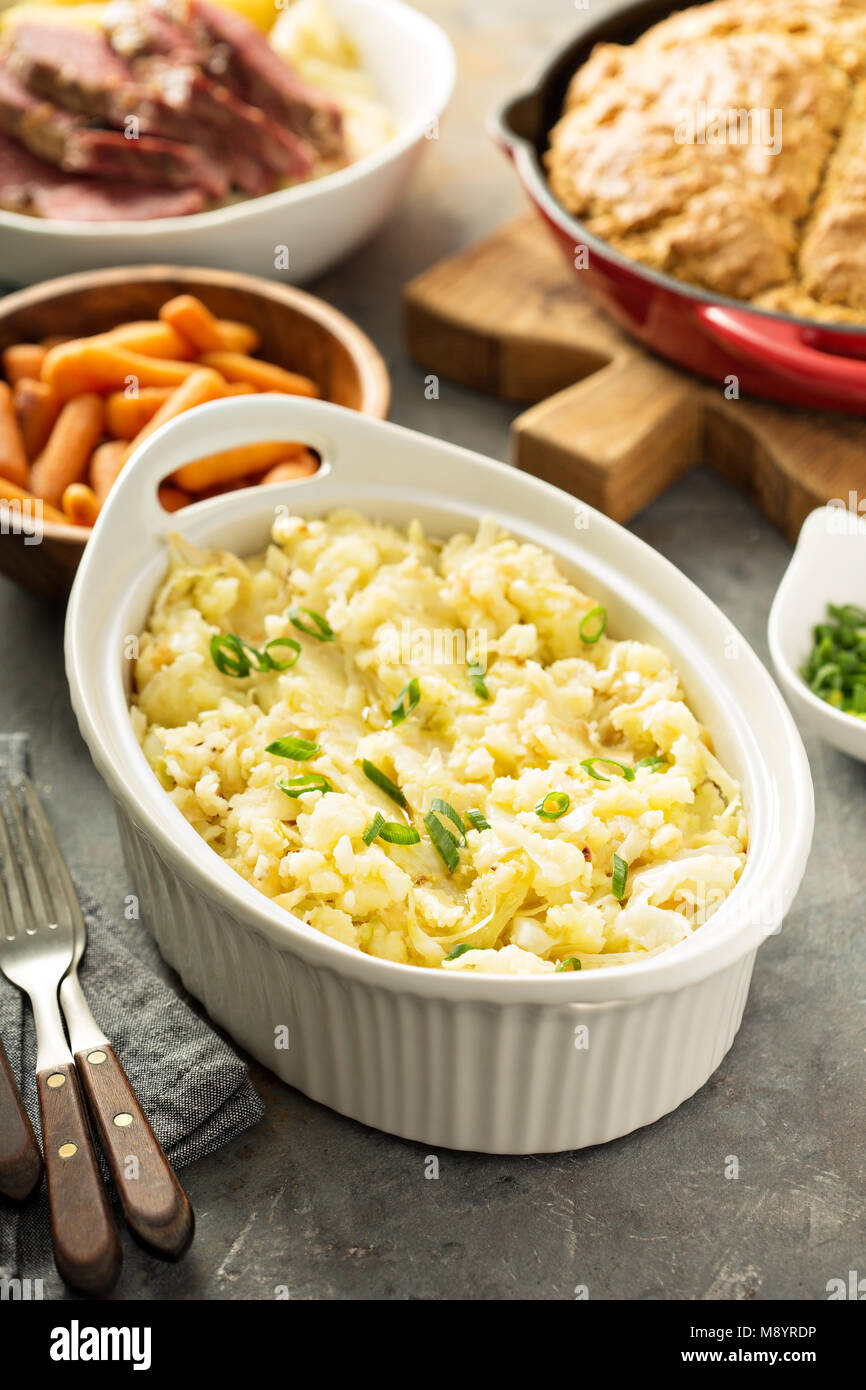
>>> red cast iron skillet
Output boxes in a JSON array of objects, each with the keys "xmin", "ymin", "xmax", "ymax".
[{"xmin": 489, "ymin": 0, "xmax": 866, "ymax": 413}]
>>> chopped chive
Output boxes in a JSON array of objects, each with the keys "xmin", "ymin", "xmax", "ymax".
[
  {"xmin": 266, "ymin": 736, "xmax": 321, "ymax": 761},
  {"xmin": 580, "ymin": 757, "xmax": 635, "ymax": 783},
  {"xmin": 612, "ymin": 853, "xmax": 628, "ymax": 901},
  {"xmin": 430, "ymin": 797, "xmax": 466, "ymax": 844},
  {"xmin": 467, "ymin": 660, "xmax": 489, "ymax": 701},
  {"xmin": 555, "ymin": 957, "xmax": 582, "ymax": 972},
  {"xmin": 289, "ymin": 606, "xmax": 335, "ymax": 642},
  {"xmin": 535, "ymin": 790, "xmax": 570, "ymax": 820},
  {"xmin": 466, "ymin": 808, "xmax": 491, "ymax": 832},
  {"xmin": 363, "ymin": 812, "xmax": 385, "ymax": 845},
  {"xmin": 445, "ymin": 942, "xmax": 472, "ymax": 961},
  {"xmin": 579, "ymin": 605, "xmax": 607, "ymax": 643},
  {"xmin": 362, "ymin": 759, "xmax": 407, "ymax": 808},
  {"xmin": 390, "ymin": 678, "xmax": 420, "ymax": 726},
  {"xmin": 634, "ymin": 754, "xmax": 666, "ymax": 772},
  {"xmin": 424, "ymin": 808, "xmax": 461, "ymax": 873},
  {"xmin": 263, "ymin": 637, "xmax": 301, "ymax": 670},
  {"xmin": 278, "ymin": 774, "xmax": 332, "ymax": 798}
]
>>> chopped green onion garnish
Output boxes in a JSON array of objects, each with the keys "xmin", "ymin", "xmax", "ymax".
[
  {"xmin": 363, "ymin": 813, "xmax": 385, "ymax": 845},
  {"xmin": 266, "ymin": 737, "xmax": 321, "ymax": 761},
  {"xmin": 211, "ymin": 632, "xmax": 299, "ymax": 676},
  {"xmin": 466, "ymin": 809, "xmax": 491, "ymax": 832},
  {"xmin": 468, "ymin": 661, "xmax": 489, "ymax": 701},
  {"xmin": 424, "ymin": 808, "xmax": 461, "ymax": 873},
  {"xmin": 279, "ymin": 774, "xmax": 332, "ymax": 799},
  {"xmin": 634, "ymin": 754, "xmax": 666, "ymax": 772},
  {"xmin": 263, "ymin": 637, "xmax": 301, "ymax": 670},
  {"xmin": 445, "ymin": 942, "xmax": 472, "ymax": 961},
  {"xmin": 580, "ymin": 757, "xmax": 635, "ymax": 783},
  {"xmin": 289, "ymin": 606, "xmax": 335, "ymax": 642},
  {"xmin": 801, "ymin": 601, "xmax": 866, "ymax": 718},
  {"xmin": 390, "ymin": 678, "xmax": 420, "ymax": 726},
  {"xmin": 535, "ymin": 790, "xmax": 570, "ymax": 820},
  {"xmin": 210, "ymin": 633, "xmax": 252, "ymax": 676},
  {"xmin": 364, "ymin": 817, "xmax": 421, "ymax": 847},
  {"xmin": 611, "ymin": 853, "xmax": 628, "ymax": 901},
  {"xmin": 362, "ymin": 758, "xmax": 408, "ymax": 808},
  {"xmin": 430, "ymin": 797, "xmax": 466, "ymax": 844},
  {"xmin": 579, "ymin": 605, "xmax": 607, "ymax": 643},
  {"xmin": 555, "ymin": 957, "xmax": 582, "ymax": 972}
]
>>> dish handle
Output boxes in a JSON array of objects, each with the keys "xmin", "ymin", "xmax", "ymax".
[
  {"xmin": 93, "ymin": 394, "xmax": 351, "ymax": 542},
  {"xmin": 695, "ymin": 304, "xmax": 866, "ymax": 393}
]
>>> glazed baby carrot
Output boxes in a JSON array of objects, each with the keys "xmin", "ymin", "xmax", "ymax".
[
  {"xmin": 0, "ymin": 381, "xmax": 31, "ymax": 488},
  {"xmin": 105, "ymin": 320, "xmax": 196, "ymax": 360},
  {"xmin": 89, "ymin": 440, "xmax": 128, "ymax": 503},
  {"xmin": 158, "ymin": 483, "xmax": 192, "ymax": 513},
  {"xmin": 105, "ymin": 387, "xmax": 173, "ymax": 439},
  {"xmin": 260, "ymin": 452, "xmax": 320, "ymax": 484},
  {"xmin": 0, "ymin": 475, "xmax": 65, "ymax": 523},
  {"xmin": 158, "ymin": 296, "xmax": 260, "ymax": 355},
  {"xmin": 61, "ymin": 482, "xmax": 100, "ymax": 527},
  {"xmin": 42, "ymin": 339, "xmax": 203, "ymax": 399},
  {"xmin": 121, "ymin": 367, "xmax": 228, "ymax": 464},
  {"xmin": 2, "ymin": 343, "xmax": 47, "ymax": 385},
  {"xmin": 172, "ymin": 440, "xmax": 301, "ymax": 491},
  {"xmin": 13, "ymin": 378, "xmax": 60, "ymax": 459},
  {"xmin": 197, "ymin": 351, "xmax": 320, "ymax": 397},
  {"xmin": 30, "ymin": 394, "xmax": 104, "ymax": 507}
]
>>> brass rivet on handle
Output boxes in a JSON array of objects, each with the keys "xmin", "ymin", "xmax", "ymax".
[
  {"xmin": 58, "ymin": 1142, "xmax": 77, "ymax": 1158},
  {"xmin": 87, "ymin": 1050, "xmax": 107, "ymax": 1065},
  {"xmin": 113, "ymin": 1112, "xmax": 133, "ymax": 1128},
  {"xmin": 46, "ymin": 1072, "xmax": 66, "ymax": 1088}
]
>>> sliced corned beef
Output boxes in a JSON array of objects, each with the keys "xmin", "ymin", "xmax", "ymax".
[
  {"xmin": 34, "ymin": 178, "xmax": 205, "ymax": 220},
  {"xmin": 0, "ymin": 128, "xmax": 205, "ymax": 219},
  {"xmin": 191, "ymin": 0, "xmax": 344, "ymax": 159},
  {"xmin": 7, "ymin": 23, "xmax": 134, "ymax": 121},
  {"xmin": 0, "ymin": 60, "xmax": 225, "ymax": 195}
]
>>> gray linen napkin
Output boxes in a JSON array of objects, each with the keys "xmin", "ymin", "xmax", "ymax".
[{"xmin": 0, "ymin": 734, "xmax": 264, "ymax": 1278}]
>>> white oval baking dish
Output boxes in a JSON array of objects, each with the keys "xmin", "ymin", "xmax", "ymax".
[
  {"xmin": 0, "ymin": 0, "xmax": 455, "ymax": 286},
  {"xmin": 65, "ymin": 396, "xmax": 814, "ymax": 1153}
]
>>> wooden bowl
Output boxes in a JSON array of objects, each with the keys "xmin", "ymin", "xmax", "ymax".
[{"xmin": 0, "ymin": 264, "xmax": 390, "ymax": 601}]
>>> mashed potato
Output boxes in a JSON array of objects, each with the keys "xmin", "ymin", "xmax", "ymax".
[{"xmin": 131, "ymin": 511, "xmax": 747, "ymax": 974}]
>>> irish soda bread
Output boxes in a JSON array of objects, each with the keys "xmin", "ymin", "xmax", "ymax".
[{"xmin": 546, "ymin": 0, "xmax": 866, "ymax": 321}]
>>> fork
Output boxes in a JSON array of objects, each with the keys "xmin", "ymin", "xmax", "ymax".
[
  {"xmin": 0, "ymin": 775, "xmax": 121, "ymax": 1296},
  {"xmin": 18, "ymin": 776, "xmax": 194, "ymax": 1261}
]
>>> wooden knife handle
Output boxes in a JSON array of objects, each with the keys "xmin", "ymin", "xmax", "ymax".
[
  {"xmin": 0, "ymin": 1036, "xmax": 42, "ymax": 1201},
  {"xmin": 36, "ymin": 1061, "xmax": 122, "ymax": 1296},
  {"xmin": 74, "ymin": 1043, "xmax": 194, "ymax": 1261}
]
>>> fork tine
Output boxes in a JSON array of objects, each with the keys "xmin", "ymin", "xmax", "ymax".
[
  {"xmin": 0, "ymin": 780, "xmax": 32, "ymax": 933},
  {"xmin": 18, "ymin": 776, "xmax": 80, "ymax": 928},
  {"xmin": 0, "ymin": 776, "xmax": 54, "ymax": 928}
]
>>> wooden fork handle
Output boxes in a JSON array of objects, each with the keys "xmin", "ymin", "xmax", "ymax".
[
  {"xmin": 37, "ymin": 1061, "xmax": 122, "ymax": 1296},
  {"xmin": 0, "ymin": 1036, "xmax": 42, "ymax": 1200},
  {"xmin": 74, "ymin": 1043, "xmax": 194, "ymax": 1261}
]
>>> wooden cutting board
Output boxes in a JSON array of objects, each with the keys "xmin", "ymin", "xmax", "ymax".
[{"xmin": 403, "ymin": 214, "xmax": 866, "ymax": 542}]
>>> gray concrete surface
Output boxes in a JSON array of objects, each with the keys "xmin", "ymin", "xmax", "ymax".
[{"xmin": 0, "ymin": 0, "xmax": 862, "ymax": 1301}]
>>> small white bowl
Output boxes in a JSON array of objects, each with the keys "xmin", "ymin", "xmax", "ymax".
[
  {"xmin": 0, "ymin": 0, "xmax": 455, "ymax": 286},
  {"xmin": 769, "ymin": 505, "xmax": 866, "ymax": 762}
]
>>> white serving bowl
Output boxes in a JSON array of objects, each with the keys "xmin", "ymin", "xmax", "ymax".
[
  {"xmin": 66, "ymin": 396, "xmax": 814, "ymax": 1153},
  {"xmin": 769, "ymin": 504, "xmax": 866, "ymax": 762},
  {"xmin": 0, "ymin": 0, "xmax": 455, "ymax": 286}
]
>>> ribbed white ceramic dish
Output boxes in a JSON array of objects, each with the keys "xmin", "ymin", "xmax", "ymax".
[
  {"xmin": 0, "ymin": 0, "xmax": 455, "ymax": 285},
  {"xmin": 65, "ymin": 396, "xmax": 814, "ymax": 1153}
]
